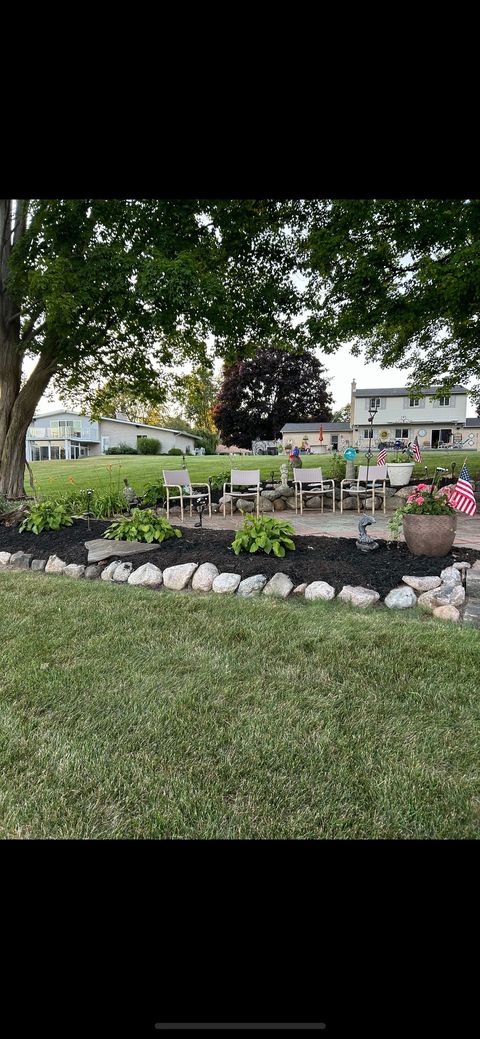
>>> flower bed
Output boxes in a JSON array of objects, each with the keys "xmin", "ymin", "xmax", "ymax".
[{"xmin": 1, "ymin": 518, "xmax": 479, "ymax": 598}]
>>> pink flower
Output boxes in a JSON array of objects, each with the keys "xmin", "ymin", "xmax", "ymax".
[
  {"xmin": 407, "ymin": 495, "xmax": 416, "ymax": 503},
  {"xmin": 416, "ymin": 483, "xmax": 427, "ymax": 490},
  {"xmin": 415, "ymin": 496, "xmax": 425, "ymax": 505}
]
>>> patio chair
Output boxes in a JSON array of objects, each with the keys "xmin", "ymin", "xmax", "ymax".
[
  {"xmin": 340, "ymin": 465, "xmax": 388, "ymax": 515},
  {"xmin": 293, "ymin": 467, "xmax": 336, "ymax": 514},
  {"xmin": 223, "ymin": 469, "xmax": 261, "ymax": 518},
  {"xmin": 163, "ymin": 469, "xmax": 212, "ymax": 522}
]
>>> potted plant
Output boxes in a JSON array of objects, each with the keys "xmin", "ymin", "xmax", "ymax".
[
  {"xmin": 386, "ymin": 444, "xmax": 415, "ymax": 487},
  {"xmin": 388, "ymin": 474, "xmax": 457, "ymax": 556}
]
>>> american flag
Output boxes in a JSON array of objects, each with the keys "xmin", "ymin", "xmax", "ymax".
[
  {"xmin": 412, "ymin": 436, "xmax": 422, "ymax": 462},
  {"xmin": 377, "ymin": 447, "xmax": 387, "ymax": 466},
  {"xmin": 449, "ymin": 462, "xmax": 477, "ymax": 517}
]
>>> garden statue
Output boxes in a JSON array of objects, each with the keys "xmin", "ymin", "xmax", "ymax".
[
  {"xmin": 280, "ymin": 463, "xmax": 289, "ymax": 488},
  {"xmin": 123, "ymin": 479, "xmax": 139, "ymax": 507},
  {"xmin": 356, "ymin": 514, "xmax": 379, "ymax": 552}
]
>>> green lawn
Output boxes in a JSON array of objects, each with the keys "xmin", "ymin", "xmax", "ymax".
[
  {"xmin": 27, "ymin": 450, "xmax": 480, "ymax": 498},
  {"xmin": 1, "ymin": 570, "xmax": 479, "ymax": 839}
]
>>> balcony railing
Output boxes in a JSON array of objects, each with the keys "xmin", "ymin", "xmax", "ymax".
[{"xmin": 27, "ymin": 427, "xmax": 99, "ymax": 440}]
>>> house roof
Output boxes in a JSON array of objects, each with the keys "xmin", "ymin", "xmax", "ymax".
[
  {"xmin": 354, "ymin": 386, "xmax": 469, "ymax": 397},
  {"xmin": 31, "ymin": 410, "xmax": 201, "ymax": 439},
  {"xmin": 280, "ymin": 421, "xmax": 351, "ymax": 433}
]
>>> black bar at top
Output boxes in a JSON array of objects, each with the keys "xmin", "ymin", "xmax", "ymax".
[{"xmin": 154, "ymin": 1026, "xmax": 326, "ymax": 1031}]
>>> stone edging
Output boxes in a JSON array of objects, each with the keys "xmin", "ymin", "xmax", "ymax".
[{"xmin": 1, "ymin": 551, "xmax": 479, "ymax": 625}]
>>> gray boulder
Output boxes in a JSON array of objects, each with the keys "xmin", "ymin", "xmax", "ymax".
[
  {"xmin": 9, "ymin": 551, "xmax": 33, "ymax": 570},
  {"xmin": 0, "ymin": 551, "xmax": 11, "ymax": 566},
  {"xmin": 263, "ymin": 573, "xmax": 294, "ymax": 599},
  {"xmin": 432, "ymin": 583, "xmax": 465, "ymax": 607},
  {"xmin": 64, "ymin": 564, "xmax": 85, "ymax": 579},
  {"xmin": 433, "ymin": 605, "xmax": 460, "ymax": 623},
  {"xmin": 112, "ymin": 562, "xmax": 133, "ymax": 583},
  {"xmin": 163, "ymin": 562, "xmax": 198, "ymax": 590},
  {"xmin": 85, "ymin": 564, "xmax": 101, "ymax": 580},
  {"xmin": 384, "ymin": 586, "xmax": 417, "ymax": 609},
  {"xmin": 101, "ymin": 560, "xmax": 122, "ymax": 581},
  {"xmin": 31, "ymin": 558, "xmax": 47, "ymax": 571},
  {"xmin": 237, "ymin": 574, "xmax": 267, "ymax": 597},
  {"xmin": 191, "ymin": 563, "xmax": 219, "ymax": 592},
  {"xmin": 402, "ymin": 575, "xmax": 442, "ymax": 592},
  {"xmin": 293, "ymin": 582, "xmax": 308, "ymax": 595},
  {"xmin": 212, "ymin": 572, "xmax": 241, "ymax": 594},
  {"xmin": 236, "ymin": 499, "xmax": 255, "ymax": 512},
  {"xmin": 337, "ymin": 585, "xmax": 380, "ymax": 607},
  {"xmin": 127, "ymin": 562, "xmax": 163, "ymax": 587},
  {"xmin": 304, "ymin": 580, "xmax": 335, "ymax": 601},
  {"xmin": 439, "ymin": 566, "xmax": 462, "ymax": 586},
  {"xmin": 44, "ymin": 554, "xmax": 66, "ymax": 574}
]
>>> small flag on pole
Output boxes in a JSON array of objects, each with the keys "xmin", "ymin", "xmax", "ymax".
[
  {"xmin": 413, "ymin": 436, "xmax": 422, "ymax": 462},
  {"xmin": 319, "ymin": 424, "xmax": 324, "ymax": 442},
  {"xmin": 377, "ymin": 447, "xmax": 387, "ymax": 466},
  {"xmin": 449, "ymin": 462, "xmax": 477, "ymax": 517}
]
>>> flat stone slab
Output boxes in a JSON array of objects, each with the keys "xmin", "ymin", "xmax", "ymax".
[
  {"xmin": 463, "ymin": 600, "xmax": 480, "ymax": 626},
  {"xmin": 466, "ymin": 570, "xmax": 480, "ymax": 599},
  {"xmin": 85, "ymin": 538, "xmax": 159, "ymax": 563}
]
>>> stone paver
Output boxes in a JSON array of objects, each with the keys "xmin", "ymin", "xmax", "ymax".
[{"xmin": 85, "ymin": 538, "xmax": 159, "ymax": 563}]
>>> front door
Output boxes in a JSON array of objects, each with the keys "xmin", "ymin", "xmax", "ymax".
[{"xmin": 432, "ymin": 428, "xmax": 452, "ymax": 448}]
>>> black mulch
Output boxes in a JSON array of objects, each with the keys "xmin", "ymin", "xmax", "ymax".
[{"xmin": 2, "ymin": 518, "xmax": 479, "ymax": 597}]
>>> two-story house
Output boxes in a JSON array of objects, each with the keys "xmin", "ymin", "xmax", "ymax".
[
  {"xmin": 26, "ymin": 410, "xmax": 200, "ymax": 461},
  {"xmin": 350, "ymin": 381, "xmax": 469, "ymax": 450}
]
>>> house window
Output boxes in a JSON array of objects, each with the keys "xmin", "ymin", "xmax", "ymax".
[
  {"xmin": 395, "ymin": 428, "xmax": 409, "ymax": 439},
  {"xmin": 363, "ymin": 429, "xmax": 371, "ymax": 439},
  {"xmin": 370, "ymin": 397, "xmax": 381, "ymax": 410},
  {"xmin": 439, "ymin": 396, "xmax": 450, "ymax": 406},
  {"xmin": 409, "ymin": 397, "xmax": 420, "ymax": 407}
]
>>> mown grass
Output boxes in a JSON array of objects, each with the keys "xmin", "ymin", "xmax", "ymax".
[
  {"xmin": 27, "ymin": 450, "xmax": 480, "ymax": 499},
  {"xmin": 1, "ymin": 570, "xmax": 479, "ymax": 839}
]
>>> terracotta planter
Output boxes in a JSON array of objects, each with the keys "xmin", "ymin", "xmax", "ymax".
[{"xmin": 402, "ymin": 513, "xmax": 457, "ymax": 557}]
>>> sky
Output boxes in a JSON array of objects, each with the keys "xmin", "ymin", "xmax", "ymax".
[{"xmin": 27, "ymin": 346, "xmax": 478, "ymax": 418}]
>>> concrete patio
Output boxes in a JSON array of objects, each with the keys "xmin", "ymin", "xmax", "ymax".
[{"xmin": 179, "ymin": 507, "xmax": 480, "ymax": 551}]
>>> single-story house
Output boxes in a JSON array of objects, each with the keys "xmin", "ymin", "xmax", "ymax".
[
  {"xmin": 280, "ymin": 421, "xmax": 352, "ymax": 454},
  {"xmin": 26, "ymin": 410, "xmax": 200, "ymax": 461},
  {"xmin": 464, "ymin": 417, "xmax": 480, "ymax": 451}
]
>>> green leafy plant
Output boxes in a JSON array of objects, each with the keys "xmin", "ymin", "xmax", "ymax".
[
  {"xmin": 167, "ymin": 447, "xmax": 183, "ymax": 456},
  {"xmin": 231, "ymin": 515, "xmax": 296, "ymax": 558},
  {"xmin": 208, "ymin": 469, "xmax": 231, "ymax": 491},
  {"xmin": 141, "ymin": 480, "xmax": 166, "ymax": 507},
  {"xmin": 137, "ymin": 437, "xmax": 161, "ymax": 455},
  {"xmin": 105, "ymin": 442, "xmax": 138, "ymax": 455},
  {"xmin": 20, "ymin": 500, "xmax": 74, "ymax": 534},
  {"xmin": 330, "ymin": 453, "xmax": 346, "ymax": 481},
  {"xmin": 103, "ymin": 509, "xmax": 182, "ymax": 544}
]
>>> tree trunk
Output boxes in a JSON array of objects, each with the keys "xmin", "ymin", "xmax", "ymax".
[{"xmin": 0, "ymin": 350, "xmax": 57, "ymax": 499}]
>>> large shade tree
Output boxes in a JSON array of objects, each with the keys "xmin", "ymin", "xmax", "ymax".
[
  {"xmin": 0, "ymin": 199, "xmax": 303, "ymax": 497},
  {"xmin": 299, "ymin": 199, "xmax": 480, "ymax": 401},
  {"xmin": 212, "ymin": 348, "xmax": 333, "ymax": 448}
]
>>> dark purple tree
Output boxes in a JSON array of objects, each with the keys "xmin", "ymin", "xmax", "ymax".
[{"xmin": 212, "ymin": 348, "xmax": 333, "ymax": 448}]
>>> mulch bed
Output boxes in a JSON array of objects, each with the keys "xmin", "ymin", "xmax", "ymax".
[{"xmin": 2, "ymin": 519, "xmax": 479, "ymax": 597}]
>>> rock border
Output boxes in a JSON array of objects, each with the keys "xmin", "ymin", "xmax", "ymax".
[{"xmin": 1, "ymin": 550, "xmax": 479, "ymax": 626}]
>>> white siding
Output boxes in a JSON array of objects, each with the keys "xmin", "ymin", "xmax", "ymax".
[
  {"xmin": 98, "ymin": 419, "xmax": 197, "ymax": 453},
  {"xmin": 352, "ymin": 393, "xmax": 467, "ymax": 426}
]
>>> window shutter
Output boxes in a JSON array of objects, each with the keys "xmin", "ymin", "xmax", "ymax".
[
  {"xmin": 365, "ymin": 398, "xmax": 370, "ymax": 410},
  {"xmin": 380, "ymin": 398, "xmax": 386, "ymax": 409}
]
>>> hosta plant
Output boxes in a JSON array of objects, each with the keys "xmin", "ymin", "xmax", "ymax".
[
  {"xmin": 103, "ymin": 509, "xmax": 182, "ymax": 544},
  {"xmin": 20, "ymin": 500, "xmax": 74, "ymax": 534},
  {"xmin": 231, "ymin": 515, "xmax": 296, "ymax": 557}
]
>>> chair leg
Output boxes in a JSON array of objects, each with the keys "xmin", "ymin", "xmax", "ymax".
[
  {"xmin": 208, "ymin": 494, "xmax": 212, "ymax": 518},
  {"xmin": 180, "ymin": 497, "xmax": 184, "ymax": 522},
  {"xmin": 166, "ymin": 491, "xmax": 170, "ymax": 520}
]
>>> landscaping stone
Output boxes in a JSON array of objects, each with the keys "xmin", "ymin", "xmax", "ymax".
[
  {"xmin": 463, "ymin": 601, "xmax": 480, "ymax": 627},
  {"xmin": 31, "ymin": 558, "xmax": 46, "ymax": 571},
  {"xmin": 263, "ymin": 573, "xmax": 294, "ymax": 599},
  {"xmin": 44, "ymin": 554, "xmax": 66, "ymax": 574},
  {"xmin": 0, "ymin": 551, "xmax": 11, "ymax": 566},
  {"xmin": 304, "ymin": 580, "xmax": 335, "ymax": 602},
  {"xmin": 273, "ymin": 498, "xmax": 287, "ymax": 510},
  {"xmin": 112, "ymin": 562, "xmax": 134, "ymax": 583},
  {"xmin": 261, "ymin": 489, "xmax": 284, "ymax": 501},
  {"xmin": 237, "ymin": 574, "xmax": 267, "ymax": 597},
  {"xmin": 212, "ymin": 572, "xmax": 241, "ymax": 594},
  {"xmin": 384, "ymin": 586, "xmax": 417, "ymax": 609},
  {"xmin": 259, "ymin": 498, "xmax": 274, "ymax": 512},
  {"xmin": 402, "ymin": 575, "xmax": 442, "ymax": 592},
  {"xmin": 364, "ymin": 496, "xmax": 382, "ymax": 510},
  {"xmin": 168, "ymin": 506, "xmax": 181, "ymax": 516},
  {"xmin": 9, "ymin": 551, "xmax": 33, "ymax": 570},
  {"xmin": 163, "ymin": 562, "xmax": 198, "ymax": 590},
  {"xmin": 453, "ymin": 561, "xmax": 471, "ymax": 571},
  {"xmin": 472, "ymin": 560, "xmax": 480, "ymax": 570},
  {"xmin": 64, "ymin": 564, "xmax": 85, "ymax": 579},
  {"xmin": 85, "ymin": 538, "xmax": 158, "ymax": 564},
  {"xmin": 337, "ymin": 585, "xmax": 380, "ymax": 607},
  {"xmin": 417, "ymin": 589, "xmax": 440, "ymax": 612},
  {"xmin": 439, "ymin": 565, "xmax": 462, "ymax": 586},
  {"xmin": 211, "ymin": 503, "xmax": 220, "ymax": 514},
  {"xmin": 433, "ymin": 605, "xmax": 460, "ymax": 623},
  {"xmin": 465, "ymin": 570, "xmax": 480, "ymax": 598},
  {"xmin": 236, "ymin": 499, "xmax": 255, "ymax": 512},
  {"xmin": 305, "ymin": 496, "xmax": 323, "ymax": 510},
  {"xmin": 85, "ymin": 564, "xmax": 101, "ymax": 580},
  {"xmin": 127, "ymin": 562, "xmax": 163, "ymax": 588},
  {"xmin": 219, "ymin": 494, "xmax": 232, "ymax": 506},
  {"xmin": 394, "ymin": 485, "xmax": 415, "ymax": 498},
  {"xmin": 191, "ymin": 562, "xmax": 219, "ymax": 592},
  {"xmin": 284, "ymin": 498, "xmax": 297, "ymax": 510},
  {"xmin": 293, "ymin": 582, "xmax": 307, "ymax": 595},
  {"xmin": 432, "ymin": 583, "xmax": 465, "ymax": 608},
  {"xmin": 101, "ymin": 560, "xmax": 121, "ymax": 581},
  {"xmin": 341, "ymin": 497, "xmax": 357, "ymax": 510}
]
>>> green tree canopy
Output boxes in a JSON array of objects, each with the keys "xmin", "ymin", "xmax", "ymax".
[
  {"xmin": 300, "ymin": 199, "xmax": 480, "ymax": 402},
  {"xmin": 0, "ymin": 199, "xmax": 303, "ymax": 496}
]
